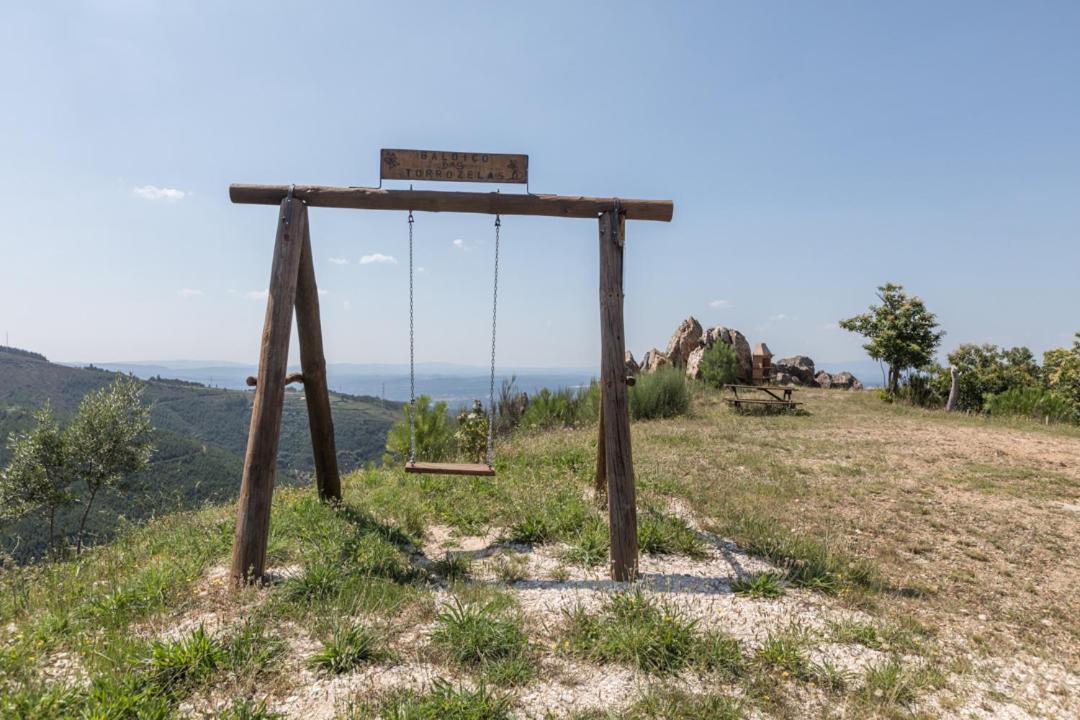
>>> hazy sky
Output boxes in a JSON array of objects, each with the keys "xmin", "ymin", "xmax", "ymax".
[{"xmin": 2, "ymin": 2, "xmax": 1078, "ymax": 368}]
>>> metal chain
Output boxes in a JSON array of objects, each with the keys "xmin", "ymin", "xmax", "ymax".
[
  {"xmin": 408, "ymin": 210, "xmax": 416, "ymax": 464},
  {"xmin": 485, "ymin": 215, "xmax": 501, "ymax": 467}
]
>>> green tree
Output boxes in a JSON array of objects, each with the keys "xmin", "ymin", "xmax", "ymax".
[
  {"xmin": 840, "ymin": 283, "xmax": 944, "ymax": 395},
  {"xmin": 0, "ymin": 402, "xmax": 75, "ymax": 550},
  {"xmin": 697, "ymin": 341, "xmax": 739, "ymax": 389},
  {"xmin": 1044, "ymin": 333, "xmax": 1080, "ymax": 411},
  {"xmin": 938, "ymin": 343, "xmax": 1041, "ymax": 412},
  {"xmin": 66, "ymin": 376, "xmax": 155, "ymax": 554},
  {"xmin": 385, "ymin": 395, "xmax": 456, "ymax": 464}
]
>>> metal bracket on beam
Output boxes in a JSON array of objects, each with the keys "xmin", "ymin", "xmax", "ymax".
[
  {"xmin": 611, "ymin": 198, "xmax": 624, "ymax": 247},
  {"xmin": 283, "ymin": 184, "xmax": 296, "ymax": 226}
]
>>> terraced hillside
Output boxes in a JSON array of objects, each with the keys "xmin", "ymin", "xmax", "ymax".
[{"xmin": 0, "ymin": 347, "xmax": 402, "ymax": 560}]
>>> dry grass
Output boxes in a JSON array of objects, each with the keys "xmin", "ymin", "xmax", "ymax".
[{"xmin": 2, "ymin": 387, "xmax": 1078, "ymax": 718}]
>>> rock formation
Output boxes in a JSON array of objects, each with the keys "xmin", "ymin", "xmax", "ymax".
[
  {"xmin": 775, "ymin": 356, "xmax": 817, "ymax": 386},
  {"xmin": 665, "ymin": 317, "xmax": 703, "ymax": 367},
  {"xmin": 814, "ymin": 370, "xmax": 863, "ymax": 390},
  {"xmin": 642, "ymin": 348, "xmax": 670, "ymax": 373}
]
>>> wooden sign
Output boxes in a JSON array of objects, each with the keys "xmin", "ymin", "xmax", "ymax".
[{"xmin": 380, "ymin": 149, "xmax": 528, "ymax": 184}]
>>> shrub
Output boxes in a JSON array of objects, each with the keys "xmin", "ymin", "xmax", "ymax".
[
  {"xmin": 385, "ymin": 395, "xmax": 456, "ymax": 464},
  {"xmin": 630, "ymin": 367, "xmax": 689, "ymax": 420},
  {"xmin": 520, "ymin": 383, "xmax": 599, "ymax": 430},
  {"xmin": 698, "ymin": 341, "xmax": 740, "ymax": 389},
  {"xmin": 455, "ymin": 400, "xmax": 490, "ymax": 463},
  {"xmin": 1044, "ymin": 334, "xmax": 1080, "ymax": 412},
  {"xmin": 984, "ymin": 386, "xmax": 1077, "ymax": 424},
  {"xmin": 935, "ymin": 344, "xmax": 1041, "ymax": 412}
]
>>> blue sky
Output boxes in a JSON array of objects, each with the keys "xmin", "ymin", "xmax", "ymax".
[{"xmin": 1, "ymin": 1, "xmax": 1078, "ymax": 368}]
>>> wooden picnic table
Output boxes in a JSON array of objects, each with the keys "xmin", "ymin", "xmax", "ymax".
[{"xmin": 722, "ymin": 384, "xmax": 803, "ymax": 410}]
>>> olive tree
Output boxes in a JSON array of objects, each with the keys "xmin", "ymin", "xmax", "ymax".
[
  {"xmin": 66, "ymin": 376, "xmax": 155, "ymax": 554},
  {"xmin": 840, "ymin": 283, "xmax": 944, "ymax": 395},
  {"xmin": 0, "ymin": 403, "xmax": 74, "ymax": 550}
]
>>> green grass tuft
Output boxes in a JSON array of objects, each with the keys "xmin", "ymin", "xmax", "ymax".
[
  {"xmin": 730, "ymin": 571, "xmax": 785, "ymax": 599},
  {"xmin": 147, "ymin": 625, "xmax": 226, "ymax": 693},
  {"xmin": 370, "ymin": 680, "xmax": 512, "ymax": 720},
  {"xmin": 563, "ymin": 591, "xmax": 709, "ymax": 674},
  {"xmin": 309, "ymin": 623, "xmax": 388, "ymax": 674},
  {"xmin": 431, "ymin": 598, "xmax": 530, "ymax": 682},
  {"xmin": 431, "ymin": 552, "xmax": 472, "ymax": 582},
  {"xmin": 636, "ymin": 508, "xmax": 707, "ymax": 557}
]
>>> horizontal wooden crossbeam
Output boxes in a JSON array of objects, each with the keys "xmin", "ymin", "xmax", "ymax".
[{"xmin": 229, "ymin": 184, "xmax": 674, "ymax": 222}]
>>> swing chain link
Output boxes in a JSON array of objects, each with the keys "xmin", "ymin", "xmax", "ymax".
[
  {"xmin": 408, "ymin": 210, "xmax": 416, "ymax": 464},
  {"xmin": 486, "ymin": 215, "xmax": 501, "ymax": 467}
]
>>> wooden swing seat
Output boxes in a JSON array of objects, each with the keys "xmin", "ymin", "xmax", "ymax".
[{"xmin": 405, "ymin": 461, "xmax": 496, "ymax": 477}]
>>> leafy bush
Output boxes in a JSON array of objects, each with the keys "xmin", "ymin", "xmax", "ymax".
[
  {"xmin": 630, "ymin": 367, "xmax": 689, "ymax": 420},
  {"xmin": 520, "ymin": 383, "xmax": 599, "ymax": 430},
  {"xmin": 455, "ymin": 400, "xmax": 489, "ymax": 463},
  {"xmin": 1044, "ymin": 333, "xmax": 1080, "ymax": 413},
  {"xmin": 494, "ymin": 376, "xmax": 528, "ymax": 436},
  {"xmin": 934, "ymin": 344, "xmax": 1040, "ymax": 412},
  {"xmin": 385, "ymin": 395, "xmax": 456, "ymax": 464},
  {"xmin": 984, "ymin": 386, "xmax": 1077, "ymax": 423},
  {"xmin": 698, "ymin": 341, "xmax": 739, "ymax": 389}
]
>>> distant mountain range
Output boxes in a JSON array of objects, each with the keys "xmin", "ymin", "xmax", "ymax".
[
  {"xmin": 0, "ymin": 347, "xmax": 402, "ymax": 561},
  {"xmin": 68, "ymin": 360, "xmax": 600, "ymax": 406}
]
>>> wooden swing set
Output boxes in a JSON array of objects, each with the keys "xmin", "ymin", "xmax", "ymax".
[{"xmin": 228, "ymin": 149, "xmax": 674, "ymax": 584}]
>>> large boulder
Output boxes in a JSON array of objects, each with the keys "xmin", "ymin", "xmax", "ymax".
[
  {"xmin": 665, "ymin": 317, "xmax": 703, "ymax": 367},
  {"xmin": 830, "ymin": 371, "xmax": 863, "ymax": 390},
  {"xmin": 684, "ymin": 325, "xmax": 752, "ymax": 383},
  {"xmin": 685, "ymin": 346, "xmax": 706, "ymax": 379},
  {"xmin": 775, "ymin": 371, "xmax": 797, "ymax": 386},
  {"xmin": 775, "ymin": 356, "xmax": 817, "ymax": 386},
  {"xmin": 642, "ymin": 348, "xmax": 670, "ymax": 373},
  {"xmin": 625, "ymin": 350, "xmax": 640, "ymax": 377},
  {"xmin": 813, "ymin": 369, "xmax": 864, "ymax": 390},
  {"xmin": 729, "ymin": 329, "xmax": 752, "ymax": 384},
  {"xmin": 703, "ymin": 326, "xmax": 731, "ymax": 347}
]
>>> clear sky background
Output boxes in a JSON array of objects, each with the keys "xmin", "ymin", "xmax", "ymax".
[{"xmin": 1, "ymin": 1, "xmax": 1078, "ymax": 369}]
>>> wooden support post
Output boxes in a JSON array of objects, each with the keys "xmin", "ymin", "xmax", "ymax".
[
  {"xmin": 295, "ymin": 218, "xmax": 342, "ymax": 502},
  {"xmin": 230, "ymin": 198, "xmax": 306, "ymax": 583},
  {"xmin": 599, "ymin": 210, "xmax": 638, "ymax": 582},
  {"xmin": 594, "ymin": 387, "xmax": 607, "ymax": 501}
]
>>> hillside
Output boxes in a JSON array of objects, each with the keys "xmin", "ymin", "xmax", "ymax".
[
  {"xmin": 0, "ymin": 347, "xmax": 402, "ymax": 560},
  {"xmin": 0, "ymin": 389, "xmax": 1076, "ymax": 718}
]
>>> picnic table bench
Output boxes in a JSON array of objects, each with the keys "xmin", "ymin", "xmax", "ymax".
[{"xmin": 723, "ymin": 384, "xmax": 803, "ymax": 410}]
